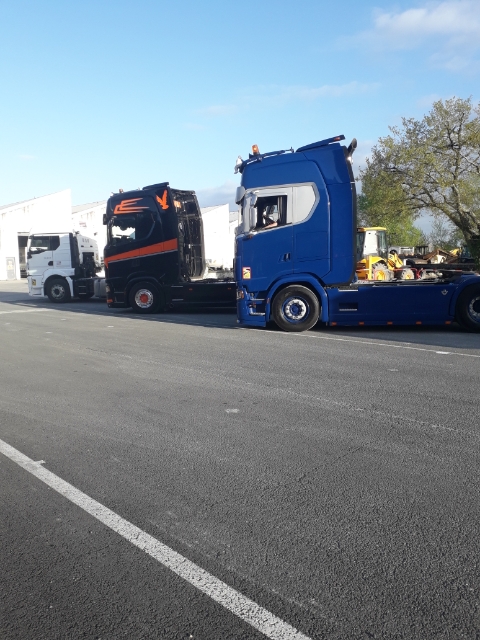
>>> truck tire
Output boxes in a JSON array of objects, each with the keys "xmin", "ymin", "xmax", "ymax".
[
  {"xmin": 46, "ymin": 278, "xmax": 71, "ymax": 303},
  {"xmin": 272, "ymin": 285, "xmax": 320, "ymax": 332},
  {"xmin": 455, "ymin": 285, "xmax": 480, "ymax": 332},
  {"xmin": 129, "ymin": 282, "xmax": 162, "ymax": 314}
]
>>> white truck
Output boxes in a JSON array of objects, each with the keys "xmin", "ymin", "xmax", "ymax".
[{"xmin": 27, "ymin": 231, "xmax": 106, "ymax": 302}]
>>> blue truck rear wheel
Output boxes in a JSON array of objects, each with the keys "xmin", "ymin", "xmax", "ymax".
[{"xmin": 456, "ymin": 284, "xmax": 480, "ymax": 332}]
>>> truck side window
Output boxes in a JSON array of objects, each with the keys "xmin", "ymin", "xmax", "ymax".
[
  {"xmin": 292, "ymin": 185, "xmax": 317, "ymax": 224},
  {"xmin": 255, "ymin": 195, "xmax": 287, "ymax": 230},
  {"xmin": 29, "ymin": 236, "xmax": 59, "ymax": 254}
]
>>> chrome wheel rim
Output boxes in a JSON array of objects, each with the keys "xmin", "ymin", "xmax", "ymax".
[
  {"xmin": 134, "ymin": 289, "xmax": 154, "ymax": 309},
  {"xmin": 283, "ymin": 296, "xmax": 309, "ymax": 322},
  {"xmin": 51, "ymin": 284, "xmax": 66, "ymax": 299},
  {"xmin": 468, "ymin": 295, "xmax": 480, "ymax": 323}
]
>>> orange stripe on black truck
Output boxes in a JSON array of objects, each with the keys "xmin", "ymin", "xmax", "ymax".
[{"xmin": 104, "ymin": 239, "xmax": 178, "ymax": 267}]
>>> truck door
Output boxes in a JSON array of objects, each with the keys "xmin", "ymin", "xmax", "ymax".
[
  {"xmin": 27, "ymin": 235, "xmax": 60, "ymax": 276},
  {"xmin": 238, "ymin": 187, "xmax": 293, "ymax": 291}
]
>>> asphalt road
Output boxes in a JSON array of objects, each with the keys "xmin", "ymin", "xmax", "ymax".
[{"xmin": 1, "ymin": 280, "xmax": 479, "ymax": 640}]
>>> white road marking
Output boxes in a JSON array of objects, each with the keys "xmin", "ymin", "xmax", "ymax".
[
  {"xmin": 0, "ymin": 308, "xmax": 48, "ymax": 315},
  {"xmin": 291, "ymin": 332, "xmax": 480, "ymax": 359},
  {"xmin": 0, "ymin": 439, "xmax": 311, "ymax": 640},
  {"xmin": 225, "ymin": 409, "xmax": 239, "ymax": 413}
]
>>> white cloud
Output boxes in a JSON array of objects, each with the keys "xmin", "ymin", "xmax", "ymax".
[
  {"xmin": 195, "ymin": 180, "xmax": 238, "ymax": 209},
  {"xmin": 195, "ymin": 82, "xmax": 378, "ymax": 118},
  {"xmin": 348, "ymin": 1, "xmax": 480, "ymax": 71},
  {"xmin": 18, "ymin": 154, "xmax": 35, "ymax": 160},
  {"xmin": 369, "ymin": 1, "xmax": 480, "ymax": 48},
  {"xmin": 249, "ymin": 81, "xmax": 379, "ymax": 104}
]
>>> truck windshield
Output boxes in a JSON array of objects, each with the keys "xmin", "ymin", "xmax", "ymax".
[{"xmin": 107, "ymin": 212, "xmax": 154, "ymax": 246}]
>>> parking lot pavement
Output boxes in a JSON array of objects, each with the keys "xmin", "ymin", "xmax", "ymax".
[{"xmin": 1, "ymin": 279, "xmax": 480, "ymax": 639}]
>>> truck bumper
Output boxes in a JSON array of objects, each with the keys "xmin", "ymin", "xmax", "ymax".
[
  {"xmin": 27, "ymin": 276, "xmax": 45, "ymax": 297},
  {"xmin": 236, "ymin": 287, "xmax": 267, "ymax": 327}
]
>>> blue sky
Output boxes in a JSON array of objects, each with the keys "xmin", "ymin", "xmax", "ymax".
[{"xmin": 1, "ymin": 0, "xmax": 479, "ymax": 231}]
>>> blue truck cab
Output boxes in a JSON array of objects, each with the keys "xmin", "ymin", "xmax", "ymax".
[{"xmin": 234, "ymin": 135, "xmax": 480, "ymax": 332}]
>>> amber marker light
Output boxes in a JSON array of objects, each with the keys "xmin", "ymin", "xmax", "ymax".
[{"xmin": 252, "ymin": 144, "xmax": 260, "ymax": 155}]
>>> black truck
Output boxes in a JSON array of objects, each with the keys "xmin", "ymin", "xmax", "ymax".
[{"xmin": 104, "ymin": 182, "xmax": 236, "ymax": 312}]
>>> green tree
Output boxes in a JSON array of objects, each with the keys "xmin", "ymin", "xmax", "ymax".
[
  {"xmin": 427, "ymin": 218, "xmax": 464, "ymax": 251},
  {"xmin": 359, "ymin": 97, "xmax": 480, "ymax": 261},
  {"xmin": 357, "ymin": 173, "xmax": 425, "ymax": 246}
]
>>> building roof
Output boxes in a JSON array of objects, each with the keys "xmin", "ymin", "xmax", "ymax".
[
  {"xmin": 200, "ymin": 204, "xmax": 229, "ymax": 214},
  {"xmin": 0, "ymin": 197, "xmax": 38, "ymax": 212},
  {"xmin": 0, "ymin": 189, "xmax": 71, "ymax": 212},
  {"xmin": 72, "ymin": 201, "xmax": 107, "ymax": 213}
]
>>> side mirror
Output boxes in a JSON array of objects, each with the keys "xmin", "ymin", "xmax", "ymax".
[{"xmin": 235, "ymin": 186, "xmax": 245, "ymax": 205}]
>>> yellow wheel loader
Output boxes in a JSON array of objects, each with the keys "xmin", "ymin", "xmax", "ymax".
[{"xmin": 356, "ymin": 227, "xmax": 415, "ymax": 281}]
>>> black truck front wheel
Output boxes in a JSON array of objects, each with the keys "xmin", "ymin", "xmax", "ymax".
[
  {"xmin": 46, "ymin": 278, "xmax": 72, "ymax": 303},
  {"xmin": 129, "ymin": 282, "xmax": 163, "ymax": 314},
  {"xmin": 272, "ymin": 285, "xmax": 320, "ymax": 332},
  {"xmin": 456, "ymin": 285, "xmax": 480, "ymax": 332}
]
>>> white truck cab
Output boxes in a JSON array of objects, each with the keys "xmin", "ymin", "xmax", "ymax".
[{"xmin": 27, "ymin": 232, "xmax": 105, "ymax": 302}]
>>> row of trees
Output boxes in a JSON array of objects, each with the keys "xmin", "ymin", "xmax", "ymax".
[{"xmin": 358, "ymin": 97, "xmax": 480, "ymax": 260}]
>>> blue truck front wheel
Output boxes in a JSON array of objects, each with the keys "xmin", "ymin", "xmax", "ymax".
[{"xmin": 272, "ymin": 285, "xmax": 320, "ymax": 332}]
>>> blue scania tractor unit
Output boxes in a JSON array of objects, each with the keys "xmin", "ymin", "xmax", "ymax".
[{"xmin": 234, "ymin": 135, "xmax": 480, "ymax": 332}]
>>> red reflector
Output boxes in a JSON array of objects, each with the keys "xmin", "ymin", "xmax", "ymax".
[
  {"xmin": 416, "ymin": 321, "xmax": 422, "ymax": 325},
  {"xmin": 331, "ymin": 322, "xmax": 337, "ymax": 326},
  {"xmin": 358, "ymin": 321, "xmax": 364, "ymax": 325},
  {"xmin": 445, "ymin": 320, "xmax": 451, "ymax": 325},
  {"xmin": 387, "ymin": 321, "xmax": 393, "ymax": 325}
]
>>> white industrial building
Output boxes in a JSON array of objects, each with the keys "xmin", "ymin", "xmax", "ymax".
[
  {"xmin": 0, "ymin": 190, "xmax": 71, "ymax": 280},
  {"xmin": 201, "ymin": 204, "xmax": 237, "ymax": 271},
  {"xmin": 71, "ymin": 201, "xmax": 108, "ymax": 262}
]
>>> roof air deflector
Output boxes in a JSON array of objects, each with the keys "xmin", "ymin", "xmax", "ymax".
[{"xmin": 296, "ymin": 135, "xmax": 345, "ymax": 153}]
